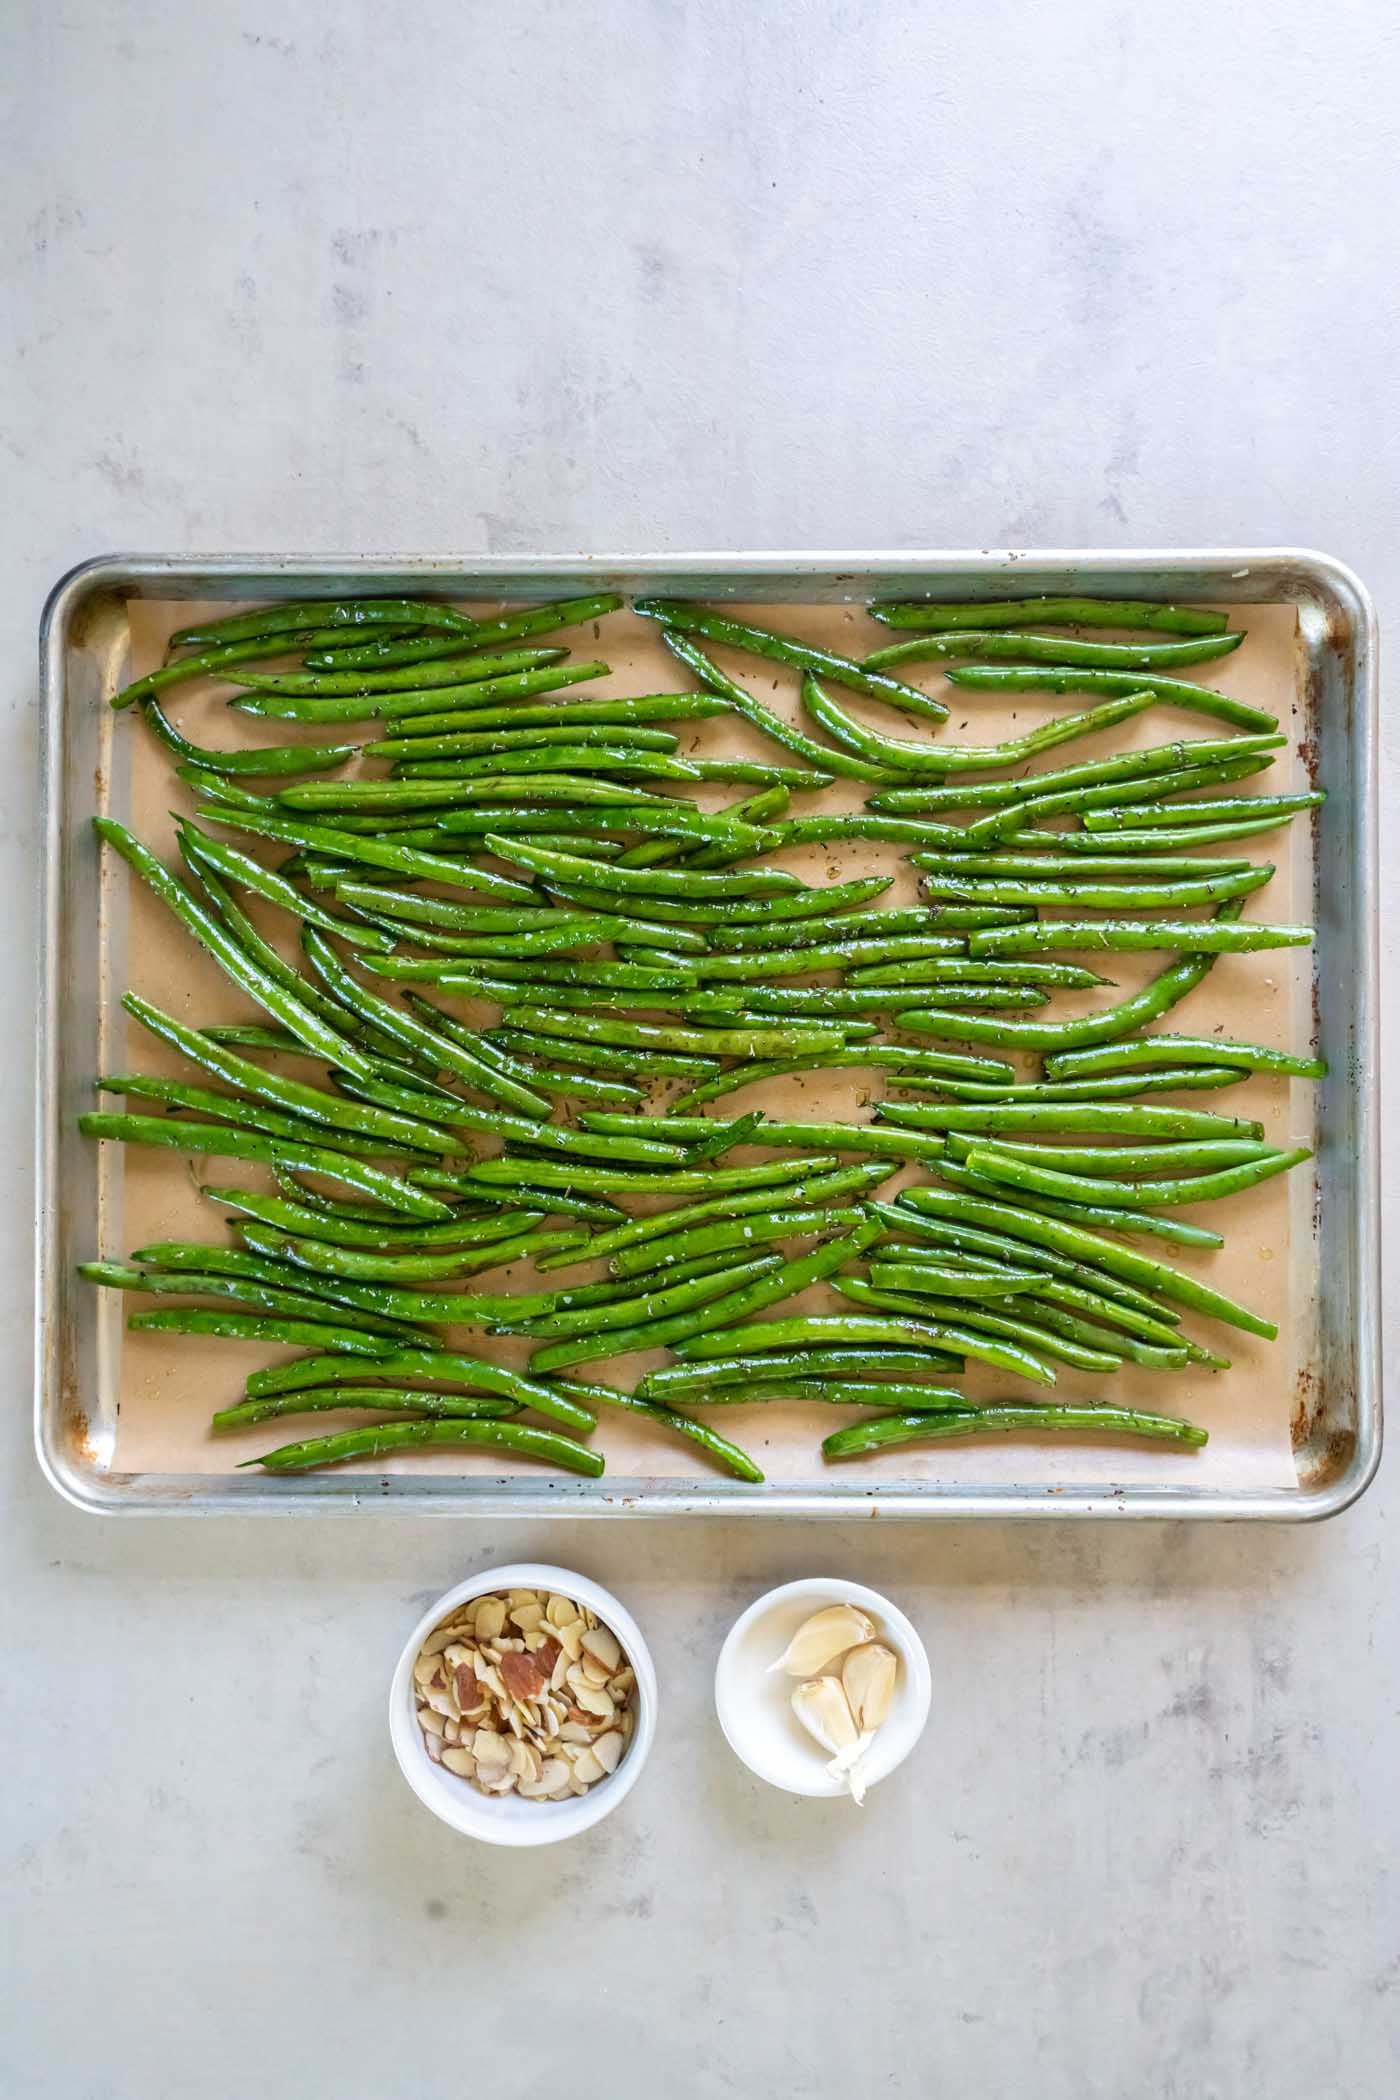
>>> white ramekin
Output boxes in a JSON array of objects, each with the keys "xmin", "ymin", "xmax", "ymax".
[{"xmin": 390, "ymin": 1562, "xmax": 656, "ymax": 1845}]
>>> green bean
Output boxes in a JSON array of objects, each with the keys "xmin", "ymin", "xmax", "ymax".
[
  {"xmin": 691, "ymin": 934, "xmax": 968, "ymax": 980},
  {"xmin": 306, "ymin": 593, "xmax": 622, "ymax": 668},
  {"xmin": 835, "ymin": 1277, "xmax": 1121, "ymax": 1372},
  {"xmin": 188, "ymin": 804, "xmax": 537, "ymax": 900},
  {"xmin": 242, "ymin": 1347, "xmax": 597, "ymax": 1430},
  {"xmin": 526, "ymin": 1220, "xmax": 883, "ymax": 1373},
  {"xmin": 122, "ymin": 994, "xmax": 459, "ymax": 1154},
  {"xmin": 759, "ymin": 814, "xmax": 970, "ymax": 849},
  {"xmin": 607, "ymin": 1205, "xmax": 863, "ymax": 1277},
  {"xmin": 638, "ymin": 1350, "xmax": 964, "ymax": 1397},
  {"xmin": 511, "ymin": 1253, "xmax": 781, "ymax": 1341},
  {"xmin": 492, "ymin": 1029, "xmax": 718, "ymax": 1080},
  {"xmin": 94, "ymin": 817, "xmax": 384, "ymax": 1077},
  {"xmin": 78, "ymin": 1111, "xmax": 453, "ymax": 1217},
  {"xmin": 338, "ymin": 886, "xmax": 676, "ymax": 948},
  {"xmin": 865, "ymin": 731, "xmax": 1282, "ymax": 813},
  {"xmin": 658, "ymin": 633, "xmax": 898, "ymax": 780},
  {"xmin": 456, "ymin": 1154, "xmax": 840, "ymax": 1198},
  {"xmin": 672, "ymin": 1311, "xmax": 1055, "ymax": 1386},
  {"xmin": 681, "ymin": 1380, "xmax": 968, "ymax": 1410},
  {"xmin": 894, "ymin": 899, "xmax": 1244, "ymax": 1050},
  {"xmin": 899, "ymin": 1186, "xmax": 1273, "ymax": 1335},
  {"xmin": 174, "ymin": 599, "xmax": 475, "ymax": 648},
  {"xmin": 1082, "ymin": 789, "xmax": 1324, "ymax": 833},
  {"xmin": 913, "ymin": 849, "xmax": 1259, "ymax": 881},
  {"xmin": 708, "ymin": 907, "xmax": 1026, "ymax": 950},
  {"xmin": 998, "ymin": 1300, "xmax": 1190, "ymax": 1369},
  {"xmin": 228, "ymin": 1223, "xmax": 746, "ymax": 1330},
  {"xmin": 129, "ymin": 1305, "xmax": 401, "ymax": 1355},
  {"xmin": 385, "ymin": 996, "xmax": 554, "ymax": 1119},
  {"xmin": 875, "ymin": 1200, "xmax": 1177, "ymax": 1317},
  {"xmin": 547, "ymin": 1382, "xmax": 764, "ymax": 1482},
  {"xmin": 584, "ymin": 1111, "xmax": 959, "ymax": 1164},
  {"xmin": 638, "ymin": 601, "xmax": 950, "ymax": 719},
  {"xmin": 275, "ymin": 772, "xmax": 696, "ymax": 816},
  {"xmin": 922, "ymin": 869, "xmax": 1275, "ymax": 915},
  {"xmin": 877, "ymin": 1253, "xmax": 1186, "ymax": 1349},
  {"xmin": 395, "ymin": 1017, "xmax": 624, "ymax": 1114},
  {"xmin": 482, "ymin": 833, "xmax": 802, "ymax": 899},
  {"xmin": 498, "ymin": 1007, "xmax": 856, "ymax": 1055},
  {"xmin": 357, "ymin": 747, "xmax": 712, "ymax": 788},
  {"xmin": 231, "ymin": 647, "xmax": 567, "ymax": 698},
  {"xmin": 686, "ymin": 987, "xmax": 1045, "ymax": 1018},
  {"xmin": 669, "ymin": 1054, "xmax": 963, "ymax": 1112},
  {"xmin": 234, "ymin": 664, "xmax": 600, "ymax": 725},
  {"xmin": 545, "ymin": 1162, "xmax": 896, "ymax": 1274},
  {"xmin": 889, "ymin": 1068, "xmax": 1246, "ymax": 1102},
  {"xmin": 213, "ymin": 1388, "xmax": 522, "ymax": 1430},
  {"xmin": 1007, "ymin": 817, "xmax": 1299, "ymax": 852},
  {"xmin": 823, "ymin": 1405, "xmax": 1206, "ymax": 1459},
  {"xmin": 328, "ymin": 1071, "xmax": 684, "ymax": 1164},
  {"xmin": 1044, "ymin": 1035, "xmax": 1327, "ymax": 1081},
  {"xmin": 804, "ymin": 676, "xmax": 1157, "ymax": 772},
  {"xmin": 844, "ymin": 960, "xmax": 1108, "ymax": 990},
  {"xmin": 376, "ymin": 662, "xmax": 605, "ymax": 712},
  {"xmin": 963, "ymin": 1141, "xmax": 1311, "ymax": 1210},
  {"xmin": 174, "ymin": 819, "xmax": 393, "ymax": 949},
  {"xmin": 667, "ymin": 787, "xmax": 791, "ymax": 872},
  {"xmin": 868, "ymin": 596, "xmax": 1229, "ymax": 636},
  {"xmin": 509, "ymin": 1067, "xmax": 644, "ymax": 1108},
  {"xmin": 200, "ymin": 1024, "xmax": 322, "ymax": 1052},
  {"xmin": 111, "ymin": 631, "xmax": 368, "ymax": 709},
  {"xmin": 245, "ymin": 1418, "xmax": 603, "ymax": 1476},
  {"xmin": 379, "ymin": 725, "xmax": 680, "ymax": 761},
  {"xmin": 961, "ymin": 757, "xmax": 1276, "ymax": 844},
  {"xmin": 968, "ymin": 919, "xmax": 1312, "ymax": 957},
  {"xmin": 204, "ymin": 1185, "xmax": 546, "ymax": 1253},
  {"xmin": 682, "ymin": 760, "xmax": 835, "ymax": 789},
  {"xmin": 930, "ymin": 1157, "xmax": 1225, "ymax": 1246},
  {"xmin": 538, "ymin": 875, "xmax": 892, "ymax": 925},
  {"xmin": 868, "ymin": 1260, "xmax": 1042, "ymax": 1298},
  {"xmin": 371, "ymin": 957, "xmax": 700, "ymax": 995},
  {"xmin": 943, "ymin": 1135, "xmax": 1271, "ymax": 1175},
  {"xmin": 944, "ymin": 663, "xmax": 1276, "ymax": 733},
  {"xmin": 142, "ymin": 699, "xmax": 358, "ymax": 778},
  {"xmin": 127, "ymin": 1243, "xmax": 443, "ymax": 1335},
  {"xmin": 79, "ymin": 1259, "xmax": 427, "ymax": 1341},
  {"xmin": 385, "ymin": 694, "xmax": 726, "ymax": 732},
  {"xmin": 435, "ymin": 804, "xmax": 772, "ymax": 846},
  {"xmin": 865, "ymin": 630, "xmax": 1244, "ymax": 671}
]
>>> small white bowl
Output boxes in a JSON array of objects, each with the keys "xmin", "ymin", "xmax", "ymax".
[
  {"xmin": 390, "ymin": 1562, "xmax": 656, "ymax": 1846},
  {"xmin": 714, "ymin": 1577, "xmax": 930, "ymax": 1800}
]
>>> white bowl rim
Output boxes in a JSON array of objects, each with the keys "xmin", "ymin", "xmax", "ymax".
[
  {"xmin": 713, "ymin": 1576, "xmax": 930, "ymax": 1798},
  {"xmin": 389, "ymin": 1561, "xmax": 656, "ymax": 1846}
]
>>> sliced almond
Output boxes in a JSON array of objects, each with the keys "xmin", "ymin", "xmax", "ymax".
[
  {"xmin": 506, "ymin": 1588, "xmax": 537, "ymax": 1610},
  {"xmin": 569, "ymin": 1747, "xmax": 605, "ymax": 1784},
  {"xmin": 440, "ymin": 1747, "xmax": 477, "ymax": 1779},
  {"xmin": 559, "ymin": 1720, "xmax": 594, "ymax": 1744},
  {"xmin": 549, "ymin": 1649, "xmax": 570, "ymax": 1693},
  {"xmin": 593, "ymin": 1729, "xmax": 626, "ymax": 1774},
  {"xmin": 572, "ymin": 1682, "xmax": 615, "ymax": 1721},
  {"xmin": 474, "ymin": 1597, "xmax": 507, "ymax": 1641},
  {"xmin": 558, "ymin": 1620, "xmax": 585, "ymax": 1662},
  {"xmin": 546, "ymin": 1593, "xmax": 574, "ymax": 1629},
  {"xmin": 510, "ymin": 1602, "xmax": 545, "ymax": 1635},
  {"xmin": 423, "ymin": 1730, "xmax": 444, "ymax": 1765},
  {"xmin": 419, "ymin": 1627, "xmax": 457, "ymax": 1659},
  {"xmin": 580, "ymin": 1654, "xmax": 613, "ymax": 1688},
  {"xmin": 417, "ymin": 1707, "xmax": 447, "ymax": 1739},
  {"xmin": 412, "ymin": 1652, "xmax": 441, "ymax": 1688},
  {"xmin": 581, "ymin": 1625, "xmax": 621, "ymax": 1672}
]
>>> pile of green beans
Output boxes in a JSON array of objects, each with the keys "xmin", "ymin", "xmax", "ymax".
[{"xmin": 80, "ymin": 588, "xmax": 1333, "ymax": 1476}]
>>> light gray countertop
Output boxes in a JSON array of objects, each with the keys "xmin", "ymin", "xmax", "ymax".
[{"xmin": 3, "ymin": 4, "xmax": 1397, "ymax": 2093}]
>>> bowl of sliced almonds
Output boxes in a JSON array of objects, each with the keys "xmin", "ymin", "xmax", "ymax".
[{"xmin": 390, "ymin": 1563, "xmax": 656, "ymax": 1845}]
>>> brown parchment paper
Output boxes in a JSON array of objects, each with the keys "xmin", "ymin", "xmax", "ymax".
[{"xmin": 106, "ymin": 598, "xmax": 1315, "ymax": 1490}]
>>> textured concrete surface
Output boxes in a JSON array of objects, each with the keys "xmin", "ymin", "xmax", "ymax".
[{"xmin": 3, "ymin": 4, "xmax": 1397, "ymax": 2094}]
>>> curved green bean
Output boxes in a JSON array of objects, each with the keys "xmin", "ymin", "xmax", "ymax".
[
  {"xmin": 944, "ymin": 663, "xmax": 1276, "ymax": 733},
  {"xmin": 235, "ymin": 663, "xmax": 601, "ymax": 724},
  {"xmin": 833, "ymin": 1278, "xmax": 1121, "ymax": 1371},
  {"xmin": 245, "ymin": 1418, "xmax": 603, "ymax": 1477},
  {"xmin": 79, "ymin": 1259, "xmax": 427, "ymax": 1341},
  {"xmin": 967, "ymin": 920, "xmax": 1312, "ymax": 957},
  {"xmin": 943, "ymin": 1135, "xmax": 1272, "ymax": 1175},
  {"xmin": 499, "ymin": 1008, "xmax": 855, "ymax": 1056},
  {"xmin": 511, "ymin": 1252, "xmax": 783, "ymax": 1341},
  {"xmin": 176, "ymin": 819, "xmax": 394, "ymax": 949},
  {"xmin": 963, "ymin": 1141, "xmax": 1312, "ymax": 1209},
  {"xmin": 868, "ymin": 597, "xmax": 1228, "ymax": 636},
  {"xmin": 930, "ymin": 1156, "xmax": 1225, "ymax": 1246},
  {"xmin": 377, "ymin": 724, "xmax": 680, "ymax": 760},
  {"xmin": 483, "ymin": 833, "xmax": 802, "ymax": 899},
  {"xmin": 143, "ymin": 700, "xmax": 358, "ymax": 778},
  {"xmin": 867, "ymin": 1260, "xmax": 1042, "ymax": 1298},
  {"xmin": 111, "ymin": 630, "xmax": 368, "ymax": 710},
  {"xmin": 635, "ymin": 598, "xmax": 950, "ymax": 719},
  {"xmin": 212, "ymin": 1387, "xmax": 522, "ymax": 1430},
  {"xmin": 536, "ymin": 875, "xmax": 892, "ymax": 926},
  {"xmin": 638, "ymin": 1349, "xmax": 964, "ymax": 1396},
  {"xmin": 79, "ymin": 1112, "xmax": 452, "ymax": 1217},
  {"xmin": 658, "ymin": 633, "xmax": 899, "ymax": 781},
  {"xmin": 174, "ymin": 599, "xmax": 475, "ymax": 648},
  {"xmin": 866, "ymin": 731, "xmax": 1281, "ymax": 813},
  {"xmin": 873, "ymin": 1201, "xmax": 1178, "ymax": 1317},
  {"xmin": 804, "ymin": 675, "xmax": 1156, "ymax": 772},
  {"xmin": 822, "ymin": 1406, "xmax": 1207, "ymax": 1459},
  {"xmin": 242, "ymin": 1347, "xmax": 596, "ymax": 1431},
  {"xmin": 307, "ymin": 593, "xmax": 622, "ymax": 668},
  {"xmin": 540, "ymin": 1162, "xmax": 894, "ymax": 1274},
  {"xmin": 457, "ymin": 1153, "xmax": 840, "ymax": 1198},
  {"xmin": 671, "ymin": 1311, "xmax": 1054, "ymax": 1386},
  {"xmin": 865, "ymin": 630, "xmax": 1243, "ymax": 671},
  {"xmin": 128, "ymin": 1305, "xmax": 401, "ymax": 1355},
  {"xmin": 1044, "ymin": 1035, "xmax": 1326, "ymax": 1081},
  {"xmin": 203, "ymin": 1185, "xmax": 546, "ymax": 1253},
  {"xmin": 232, "ymin": 647, "xmax": 568, "ymax": 699},
  {"xmin": 1082, "ymin": 789, "xmax": 1325, "ymax": 833},
  {"xmin": 547, "ymin": 1382, "xmax": 764, "ymax": 1483},
  {"xmin": 961, "ymin": 756, "xmax": 1277, "ymax": 844},
  {"xmin": 692, "ymin": 934, "xmax": 967, "ymax": 980},
  {"xmin": 187, "ymin": 804, "xmax": 537, "ymax": 901}
]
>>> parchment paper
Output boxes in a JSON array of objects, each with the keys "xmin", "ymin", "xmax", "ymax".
[{"xmin": 106, "ymin": 598, "xmax": 1315, "ymax": 1490}]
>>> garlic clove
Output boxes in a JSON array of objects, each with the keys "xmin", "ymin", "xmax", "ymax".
[
  {"xmin": 769, "ymin": 1604, "xmax": 877, "ymax": 1678},
  {"xmin": 842, "ymin": 1642, "xmax": 898, "ymax": 1733},
  {"xmin": 790, "ymin": 1676, "xmax": 860, "ymax": 1759}
]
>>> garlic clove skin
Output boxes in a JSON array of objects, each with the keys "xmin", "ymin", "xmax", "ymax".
[
  {"xmin": 769, "ymin": 1604, "xmax": 878, "ymax": 1678},
  {"xmin": 790, "ymin": 1676, "xmax": 860, "ymax": 1759},
  {"xmin": 842, "ymin": 1642, "xmax": 898, "ymax": 1733}
]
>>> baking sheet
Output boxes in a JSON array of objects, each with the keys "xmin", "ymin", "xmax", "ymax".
[{"xmin": 100, "ymin": 595, "xmax": 1315, "ymax": 1492}]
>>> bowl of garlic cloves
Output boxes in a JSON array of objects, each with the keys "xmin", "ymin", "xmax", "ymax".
[{"xmin": 714, "ymin": 1579, "xmax": 931, "ymax": 1803}]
